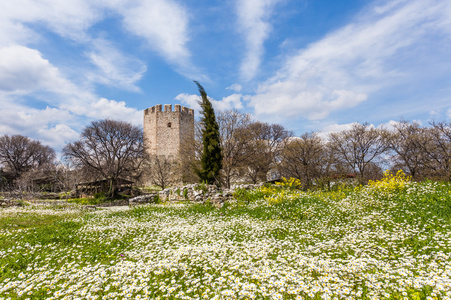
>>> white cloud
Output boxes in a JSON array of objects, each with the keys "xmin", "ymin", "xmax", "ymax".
[
  {"xmin": 0, "ymin": 46, "xmax": 78, "ymax": 95},
  {"xmin": 317, "ymin": 122, "xmax": 379, "ymax": 139},
  {"xmin": 216, "ymin": 94, "xmax": 244, "ymax": 111},
  {"xmin": 318, "ymin": 120, "xmax": 413, "ymax": 140},
  {"xmin": 236, "ymin": 0, "xmax": 280, "ymax": 81},
  {"xmin": 0, "ymin": 0, "xmax": 196, "ymax": 152},
  {"xmin": 0, "ymin": 45, "xmax": 99, "ymax": 117},
  {"xmin": 88, "ymin": 98, "xmax": 142, "ymax": 126},
  {"xmin": 0, "ymin": 94, "xmax": 142, "ymax": 151},
  {"xmin": 0, "ymin": 0, "xmax": 101, "ymax": 44},
  {"xmin": 120, "ymin": 0, "xmax": 190, "ymax": 65},
  {"xmin": 0, "ymin": 19, "xmax": 34, "ymax": 46},
  {"xmin": 175, "ymin": 93, "xmax": 244, "ymax": 114},
  {"xmin": 226, "ymin": 83, "xmax": 242, "ymax": 92},
  {"xmin": 378, "ymin": 120, "xmax": 401, "ymax": 131},
  {"xmin": 175, "ymin": 93, "xmax": 201, "ymax": 112},
  {"xmin": 37, "ymin": 124, "xmax": 80, "ymax": 150},
  {"xmin": 86, "ymin": 39, "xmax": 146, "ymax": 91},
  {"xmin": 318, "ymin": 122, "xmax": 359, "ymax": 138},
  {"xmin": 0, "ymin": 99, "xmax": 80, "ymax": 149},
  {"xmin": 0, "ymin": 0, "xmax": 197, "ymax": 78},
  {"xmin": 249, "ymin": 0, "xmax": 451, "ymax": 121},
  {"xmin": 0, "ymin": 45, "xmax": 141, "ymax": 150},
  {"xmin": 116, "ymin": 0, "xmax": 206, "ymax": 80}
]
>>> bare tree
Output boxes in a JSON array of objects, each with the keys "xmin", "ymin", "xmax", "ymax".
[
  {"xmin": 329, "ymin": 123, "xmax": 387, "ymax": 184},
  {"xmin": 63, "ymin": 119, "xmax": 144, "ymax": 198},
  {"xmin": 280, "ymin": 132, "xmax": 327, "ymax": 190},
  {"xmin": 419, "ymin": 121, "xmax": 451, "ymax": 181},
  {"xmin": 0, "ymin": 134, "xmax": 56, "ymax": 186},
  {"xmin": 245, "ymin": 122, "xmax": 292, "ymax": 183},
  {"xmin": 385, "ymin": 121, "xmax": 426, "ymax": 180},
  {"xmin": 217, "ymin": 110, "xmax": 253, "ymax": 188},
  {"xmin": 146, "ymin": 155, "xmax": 178, "ymax": 189},
  {"xmin": 178, "ymin": 120, "xmax": 203, "ymax": 184}
]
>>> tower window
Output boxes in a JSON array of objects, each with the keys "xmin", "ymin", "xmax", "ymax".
[{"xmin": 167, "ymin": 122, "xmax": 172, "ymax": 128}]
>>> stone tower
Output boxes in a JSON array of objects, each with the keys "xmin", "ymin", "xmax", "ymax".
[{"xmin": 143, "ymin": 104, "xmax": 194, "ymax": 160}]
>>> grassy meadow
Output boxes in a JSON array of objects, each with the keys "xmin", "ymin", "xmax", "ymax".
[{"xmin": 1, "ymin": 172, "xmax": 451, "ymax": 299}]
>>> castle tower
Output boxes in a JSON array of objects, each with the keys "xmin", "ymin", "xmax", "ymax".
[{"xmin": 143, "ymin": 104, "xmax": 194, "ymax": 161}]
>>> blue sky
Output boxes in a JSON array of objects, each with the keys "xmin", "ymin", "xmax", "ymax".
[{"xmin": 1, "ymin": 0, "xmax": 451, "ymax": 152}]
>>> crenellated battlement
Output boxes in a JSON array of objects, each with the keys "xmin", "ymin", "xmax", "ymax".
[{"xmin": 144, "ymin": 104, "xmax": 194, "ymax": 115}]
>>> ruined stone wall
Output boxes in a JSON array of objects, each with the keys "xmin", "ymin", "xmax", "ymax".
[
  {"xmin": 128, "ymin": 183, "xmax": 265, "ymax": 207},
  {"xmin": 143, "ymin": 104, "xmax": 194, "ymax": 160}
]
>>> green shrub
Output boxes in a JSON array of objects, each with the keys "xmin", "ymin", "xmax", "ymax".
[
  {"xmin": 94, "ymin": 192, "xmax": 106, "ymax": 199},
  {"xmin": 233, "ymin": 188, "xmax": 265, "ymax": 203},
  {"xmin": 67, "ymin": 197, "xmax": 111, "ymax": 205},
  {"xmin": 194, "ymin": 182, "xmax": 208, "ymax": 194},
  {"xmin": 16, "ymin": 199, "xmax": 29, "ymax": 207}
]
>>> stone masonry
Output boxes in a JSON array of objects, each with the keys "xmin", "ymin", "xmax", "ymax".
[
  {"xmin": 128, "ymin": 183, "xmax": 265, "ymax": 207},
  {"xmin": 143, "ymin": 104, "xmax": 194, "ymax": 160}
]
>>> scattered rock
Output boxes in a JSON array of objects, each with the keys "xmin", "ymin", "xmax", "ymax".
[
  {"xmin": 82, "ymin": 205, "xmax": 97, "ymax": 211},
  {"xmin": 156, "ymin": 183, "xmax": 266, "ymax": 204},
  {"xmin": 0, "ymin": 199, "xmax": 21, "ymax": 207},
  {"xmin": 128, "ymin": 194, "xmax": 157, "ymax": 205}
]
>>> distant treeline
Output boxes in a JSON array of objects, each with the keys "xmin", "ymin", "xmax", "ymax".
[{"xmin": 1, "ymin": 114, "xmax": 450, "ymax": 193}]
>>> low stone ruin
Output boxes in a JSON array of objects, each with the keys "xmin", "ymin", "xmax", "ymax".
[
  {"xmin": 128, "ymin": 183, "xmax": 264, "ymax": 206},
  {"xmin": 128, "ymin": 194, "xmax": 158, "ymax": 205},
  {"xmin": 0, "ymin": 183, "xmax": 265, "ymax": 208},
  {"xmin": 0, "ymin": 198, "xmax": 21, "ymax": 207}
]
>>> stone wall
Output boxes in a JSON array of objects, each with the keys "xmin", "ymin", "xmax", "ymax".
[
  {"xmin": 0, "ymin": 183, "xmax": 265, "ymax": 208},
  {"xmin": 0, "ymin": 199, "xmax": 21, "ymax": 207},
  {"xmin": 128, "ymin": 183, "xmax": 264, "ymax": 206}
]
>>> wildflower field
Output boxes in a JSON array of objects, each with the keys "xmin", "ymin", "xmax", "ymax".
[{"xmin": 1, "ymin": 173, "xmax": 451, "ymax": 300}]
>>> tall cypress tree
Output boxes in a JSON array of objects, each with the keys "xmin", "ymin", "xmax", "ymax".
[{"xmin": 195, "ymin": 81, "xmax": 223, "ymax": 184}]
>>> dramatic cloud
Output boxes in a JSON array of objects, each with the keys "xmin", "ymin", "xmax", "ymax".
[
  {"xmin": 250, "ymin": 0, "xmax": 451, "ymax": 121},
  {"xmin": 236, "ymin": 0, "xmax": 280, "ymax": 81}
]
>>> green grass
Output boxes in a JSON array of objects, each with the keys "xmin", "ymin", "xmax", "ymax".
[
  {"xmin": 0, "ymin": 212, "xmax": 61, "ymax": 231},
  {"xmin": 1, "ymin": 180, "xmax": 451, "ymax": 299}
]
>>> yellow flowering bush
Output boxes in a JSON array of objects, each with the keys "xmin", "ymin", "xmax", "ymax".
[
  {"xmin": 264, "ymin": 189, "xmax": 287, "ymax": 205},
  {"xmin": 254, "ymin": 178, "xmax": 304, "ymax": 205},
  {"xmin": 367, "ymin": 170, "xmax": 411, "ymax": 194},
  {"xmin": 275, "ymin": 177, "xmax": 302, "ymax": 190}
]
